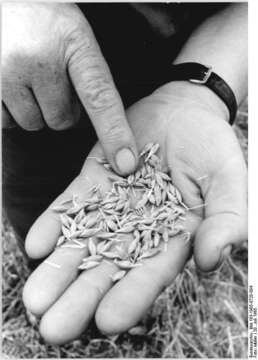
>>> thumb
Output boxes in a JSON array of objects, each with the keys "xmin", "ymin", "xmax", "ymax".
[
  {"xmin": 66, "ymin": 16, "xmax": 138, "ymax": 175},
  {"xmin": 194, "ymin": 156, "xmax": 247, "ymax": 272}
]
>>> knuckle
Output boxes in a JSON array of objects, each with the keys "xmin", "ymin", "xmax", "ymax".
[
  {"xmin": 2, "ymin": 88, "xmax": 44, "ymax": 131},
  {"xmin": 44, "ymin": 104, "xmax": 75, "ymax": 130},
  {"xmin": 69, "ymin": 47, "xmax": 119, "ymax": 113},
  {"xmin": 85, "ymin": 75, "xmax": 117, "ymax": 113},
  {"xmin": 21, "ymin": 112, "xmax": 43, "ymax": 130},
  {"xmin": 67, "ymin": 38, "xmax": 95, "ymax": 78},
  {"xmin": 100, "ymin": 117, "xmax": 128, "ymax": 144},
  {"xmin": 11, "ymin": 103, "xmax": 43, "ymax": 131},
  {"xmin": 22, "ymin": 119, "xmax": 44, "ymax": 131},
  {"xmin": 2, "ymin": 106, "xmax": 15, "ymax": 128},
  {"xmin": 48, "ymin": 115, "xmax": 74, "ymax": 131}
]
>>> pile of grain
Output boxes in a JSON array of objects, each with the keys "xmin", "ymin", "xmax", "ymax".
[{"xmin": 50, "ymin": 143, "xmax": 190, "ymax": 282}]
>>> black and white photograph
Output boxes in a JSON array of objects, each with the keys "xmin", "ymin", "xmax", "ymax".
[{"xmin": 2, "ymin": 2, "xmax": 249, "ymax": 358}]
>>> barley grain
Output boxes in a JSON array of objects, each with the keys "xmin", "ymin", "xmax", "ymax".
[
  {"xmin": 78, "ymin": 261, "xmax": 100, "ymax": 270},
  {"xmin": 54, "ymin": 143, "xmax": 191, "ymax": 280}
]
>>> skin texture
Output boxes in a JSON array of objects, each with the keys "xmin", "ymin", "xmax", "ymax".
[
  {"xmin": 2, "ymin": 1, "xmax": 247, "ymax": 346},
  {"xmin": 2, "ymin": 3, "xmax": 138, "ymax": 175},
  {"xmin": 23, "ymin": 83, "xmax": 247, "ymax": 344}
]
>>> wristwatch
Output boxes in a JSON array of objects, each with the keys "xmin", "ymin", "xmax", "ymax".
[{"xmin": 169, "ymin": 62, "xmax": 237, "ymax": 125}]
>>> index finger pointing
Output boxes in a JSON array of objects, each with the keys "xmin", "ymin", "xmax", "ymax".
[{"xmin": 66, "ymin": 23, "xmax": 138, "ymax": 175}]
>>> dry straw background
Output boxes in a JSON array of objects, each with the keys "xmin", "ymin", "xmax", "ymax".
[{"xmin": 2, "ymin": 100, "xmax": 248, "ymax": 359}]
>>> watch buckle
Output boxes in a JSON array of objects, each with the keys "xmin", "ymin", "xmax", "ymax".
[{"xmin": 189, "ymin": 66, "xmax": 212, "ymax": 84}]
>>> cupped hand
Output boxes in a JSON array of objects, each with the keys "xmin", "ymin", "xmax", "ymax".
[
  {"xmin": 23, "ymin": 83, "xmax": 247, "ymax": 344},
  {"xmin": 2, "ymin": 3, "xmax": 137, "ymax": 175}
]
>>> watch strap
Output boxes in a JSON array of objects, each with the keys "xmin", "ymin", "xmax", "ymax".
[{"xmin": 170, "ymin": 62, "xmax": 237, "ymax": 125}]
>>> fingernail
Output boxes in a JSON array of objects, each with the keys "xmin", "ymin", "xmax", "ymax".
[
  {"xmin": 218, "ymin": 245, "xmax": 232, "ymax": 267},
  {"xmin": 222, "ymin": 244, "xmax": 232, "ymax": 260},
  {"xmin": 115, "ymin": 148, "xmax": 136, "ymax": 175},
  {"xmin": 202, "ymin": 245, "xmax": 233, "ymax": 274}
]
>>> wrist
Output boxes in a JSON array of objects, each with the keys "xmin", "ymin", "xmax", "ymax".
[{"xmin": 154, "ymin": 81, "xmax": 230, "ymax": 122}]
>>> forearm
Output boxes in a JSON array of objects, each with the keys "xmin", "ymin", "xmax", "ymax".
[{"xmin": 162, "ymin": 3, "xmax": 248, "ymax": 121}]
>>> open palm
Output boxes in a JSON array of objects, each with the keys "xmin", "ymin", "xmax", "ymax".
[{"xmin": 23, "ymin": 85, "xmax": 247, "ymax": 344}]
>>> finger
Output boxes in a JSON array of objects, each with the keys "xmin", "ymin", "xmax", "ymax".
[
  {"xmin": 2, "ymin": 102, "xmax": 16, "ymax": 128},
  {"xmin": 23, "ymin": 146, "xmax": 112, "ymax": 317},
  {"xmin": 32, "ymin": 63, "xmax": 80, "ymax": 130},
  {"xmin": 194, "ymin": 155, "xmax": 247, "ymax": 272},
  {"xmin": 95, "ymin": 214, "xmax": 200, "ymax": 335},
  {"xmin": 39, "ymin": 260, "xmax": 118, "ymax": 345},
  {"xmin": 67, "ymin": 23, "xmax": 138, "ymax": 175},
  {"xmin": 22, "ymin": 245, "xmax": 87, "ymax": 316},
  {"xmin": 2, "ymin": 83, "xmax": 44, "ymax": 130},
  {"xmin": 25, "ymin": 146, "xmax": 109, "ymax": 259}
]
